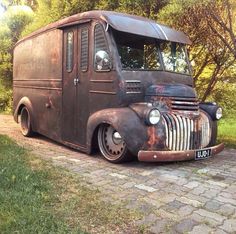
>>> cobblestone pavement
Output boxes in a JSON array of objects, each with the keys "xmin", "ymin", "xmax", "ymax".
[{"xmin": 1, "ymin": 114, "xmax": 236, "ymax": 233}]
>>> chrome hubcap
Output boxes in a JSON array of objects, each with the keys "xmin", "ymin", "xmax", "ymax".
[{"xmin": 112, "ymin": 131, "xmax": 122, "ymax": 145}]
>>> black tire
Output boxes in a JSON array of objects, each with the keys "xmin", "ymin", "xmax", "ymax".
[
  {"xmin": 98, "ymin": 124, "xmax": 134, "ymax": 163},
  {"xmin": 20, "ymin": 106, "xmax": 34, "ymax": 137}
]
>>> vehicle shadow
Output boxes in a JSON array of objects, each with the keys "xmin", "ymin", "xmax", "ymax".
[{"xmin": 29, "ymin": 132, "xmax": 226, "ymax": 170}]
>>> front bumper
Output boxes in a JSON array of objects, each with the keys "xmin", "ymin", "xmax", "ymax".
[{"xmin": 138, "ymin": 143, "xmax": 224, "ymax": 162}]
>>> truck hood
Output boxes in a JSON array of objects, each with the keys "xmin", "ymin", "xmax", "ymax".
[{"xmin": 145, "ymin": 84, "xmax": 197, "ymax": 98}]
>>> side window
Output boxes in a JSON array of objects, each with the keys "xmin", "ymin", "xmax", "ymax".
[
  {"xmin": 66, "ymin": 31, "xmax": 74, "ymax": 72},
  {"xmin": 94, "ymin": 24, "xmax": 110, "ymax": 71},
  {"xmin": 80, "ymin": 27, "xmax": 89, "ymax": 72}
]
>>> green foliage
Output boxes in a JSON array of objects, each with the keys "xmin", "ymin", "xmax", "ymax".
[
  {"xmin": 0, "ymin": 22, "xmax": 12, "ymax": 89},
  {"xmin": 23, "ymin": 0, "xmax": 168, "ymax": 35},
  {"xmin": 4, "ymin": 5, "xmax": 34, "ymax": 43},
  {"xmin": 95, "ymin": 0, "xmax": 120, "ymax": 11},
  {"xmin": 0, "ymin": 82, "xmax": 12, "ymax": 113},
  {"xmin": 23, "ymin": 0, "xmax": 98, "ymax": 34},
  {"xmin": 209, "ymin": 82, "xmax": 236, "ymax": 117},
  {"xmin": 158, "ymin": 0, "xmax": 236, "ymax": 115},
  {"xmin": 0, "ymin": 3, "xmax": 33, "ymax": 111},
  {"xmin": 218, "ymin": 118, "xmax": 236, "ymax": 148},
  {"xmin": 96, "ymin": 0, "xmax": 168, "ymax": 19}
]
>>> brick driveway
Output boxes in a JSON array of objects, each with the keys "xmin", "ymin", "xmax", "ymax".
[{"xmin": 1, "ymin": 114, "xmax": 236, "ymax": 233}]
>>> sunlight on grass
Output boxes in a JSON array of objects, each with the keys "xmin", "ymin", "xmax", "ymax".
[
  {"xmin": 218, "ymin": 118, "xmax": 236, "ymax": 148},
  {"xmin": 0, "ymin": 135, "xmax": 142, "ymax": 234}
]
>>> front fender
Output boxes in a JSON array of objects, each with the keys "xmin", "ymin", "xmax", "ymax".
[
  {"xmin": 199, "ymin": 102, "xmax": 220, "ymax": 121},
  {"xmin": 87, "ymin": 107, "xmax": 148, "ymax": 155},
  {"xmin": 87, "ymin": 107, "xmax": 167, "ymax": 155}
]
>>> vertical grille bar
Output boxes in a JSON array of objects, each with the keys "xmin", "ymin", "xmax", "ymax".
[
  {"xmin": 182, "ymin": 117, "xmax": 187, "ymax": 150},
  {"xmin": 186, "ymin": 118, "xmax": 190, "ymax": 150},
  {"xmin": 168, "ymin": 114, "xmax": 176, "ymax": 150},
  {"xmin": 164, "ymin": 115, "xmax": 172, "ymax": 149},
  {"xmin": 177, "ymin": 115, "xmax": 184, "ymax": 150},
  {"xmin": 163, "ymin": 116, "xmax": 169, "ymax": 147},
  {"xmin": 190, "ymin": 119, "xmax": 194, "ymax": 150},
  {"xmin": 172, "ymin": 115, "xmax": 180, "ymax": 151}
]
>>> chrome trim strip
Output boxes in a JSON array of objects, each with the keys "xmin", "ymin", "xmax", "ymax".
[
  {"xmin": 89, "ymin": 90, "xmax": 116, "ymax": 95},
  {"xmin": 90, "ymin": 80, "xmax": 114, "ymax": 83}
]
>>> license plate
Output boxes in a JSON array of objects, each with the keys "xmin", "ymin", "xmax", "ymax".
[{"xmin": 195, "ymin": 148, "xmax": 212, "ymax": 160}]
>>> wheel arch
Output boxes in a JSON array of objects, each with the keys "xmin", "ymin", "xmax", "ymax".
[
  {"xmin": 14, "ymin": 97, "xmax": 35, "ymax": 130},
  {"xmin": 86, "ymin": 107, "xmax": 147, "ymax": 155}
]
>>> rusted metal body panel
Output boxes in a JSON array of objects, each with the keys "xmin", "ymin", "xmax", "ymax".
[
  {"xmin": 13, "ymin": 10, "xmax": 223, "ymax": 163},
  {"xmin": 13, "ymin": 29, "xmax": 63, "ymax": 141}
]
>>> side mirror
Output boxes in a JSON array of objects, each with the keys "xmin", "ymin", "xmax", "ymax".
[{"xmin": 95, "ymin": 50, "xmax": 111, "ymax": 71}]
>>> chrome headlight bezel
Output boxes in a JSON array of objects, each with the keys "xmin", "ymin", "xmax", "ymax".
[
  {"xmin": 216, "ymin": 107, "xmax": 223, "ymax": 120},
  {"xmin": 146, "ymin": 108, "xmax": 161, "ymax": 125}
]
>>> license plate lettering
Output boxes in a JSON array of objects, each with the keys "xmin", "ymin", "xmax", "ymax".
[{"xmin": 195, "ymin": 149, "xmax": 211, "ymax": 160}]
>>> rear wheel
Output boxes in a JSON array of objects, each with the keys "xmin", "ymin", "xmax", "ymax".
[
  {"xmin": 20, "ymin": 106, "xmax": 33, "ymax": 137},
  {"xmin": 98, "ymin": 124, "xmax": 133, "ymax": 163}
]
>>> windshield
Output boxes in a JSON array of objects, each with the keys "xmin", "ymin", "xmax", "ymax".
[
  {"xmin": 160, "ymin": 42, "xmax": 189, "ymax": 74},
  {"xmin": 113, "ymin": 30, "xmax": 190, "ymax": 74}
]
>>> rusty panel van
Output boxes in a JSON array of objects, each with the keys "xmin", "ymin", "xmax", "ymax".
[{"xmin": 13, "ymin": 11, "xmax": 224, "ymax": 163}]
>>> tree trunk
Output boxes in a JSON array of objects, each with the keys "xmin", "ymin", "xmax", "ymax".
[{"xmin": 201, "ymin": 65, "xmax": 220, "ymax": 102}]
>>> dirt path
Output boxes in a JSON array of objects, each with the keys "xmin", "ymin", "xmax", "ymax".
[{"xmin": 1, "ymin": 114, "xmax": 236, "ymax": 233}]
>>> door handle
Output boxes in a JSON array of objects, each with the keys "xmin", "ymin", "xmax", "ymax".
[{"xmin": 73, "ymin": 78, "xmax": 79, "ymax": 86}]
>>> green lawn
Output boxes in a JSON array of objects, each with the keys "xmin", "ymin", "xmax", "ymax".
[
  {"xmin": 218, "ymin": 117, "xmax": 236, "ymax": 148},
  {"xmin": 0, "ymin": 135, "xmax": 142, "ymax": 234}
]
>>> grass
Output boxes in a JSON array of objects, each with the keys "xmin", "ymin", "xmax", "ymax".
[
  {"xmin": 0, "ymin": 135, "xmax": 142, "ymax": 234},
  {"xmin": 218, "ymin": 117, "xmax": 236, "ymax": 148}
]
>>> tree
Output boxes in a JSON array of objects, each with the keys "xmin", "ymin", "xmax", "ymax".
[
  {"xmin": 0, "ymin": 2, "xmax": 33, "ymax": 110},
  {"xmin": 23, "ymin": 0, "xmax": 168, "ymax": 35},
  {"xmin": 23, "ymin": 0, "xmax": 98, "ymax": 34},
  {"xmin": 0, "ymin": 5, "xmax": 33, "ymax": 86},
  {"xmin": 159, "ymin": 0, "xmax": 236, "ymax": 102},
  {"xmin": 95, "ymin": 0, "xmax": 168, "ymax": 20}
]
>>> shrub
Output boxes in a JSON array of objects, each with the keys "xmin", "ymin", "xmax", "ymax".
[{"xmin": 0, "ymin": 87, "xmax": 12, "ymax": 113}]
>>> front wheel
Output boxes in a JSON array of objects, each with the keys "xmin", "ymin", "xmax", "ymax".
[
  {"xmin": 20, "ymin": 106, "xmax": 34, "ymax": 137},
  {"xmin": 98, "ymin": 124, "xmax": 134, "ymax": 163}
]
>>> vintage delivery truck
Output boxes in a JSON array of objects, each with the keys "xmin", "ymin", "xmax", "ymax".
[{"xmin": 13, "ymin": 10, "xmax": 224, "ymax": 163}]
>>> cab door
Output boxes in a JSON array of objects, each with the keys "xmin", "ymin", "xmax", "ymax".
[{"xmin": 62, "ymin": 24, "xmax": 90, "ymax": 147}]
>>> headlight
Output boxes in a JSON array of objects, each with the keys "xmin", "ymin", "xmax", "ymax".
[
  {"xmin": 147, "ymin": 109, "xmax": 161, "ymax": 125},
  {"xmin": 216, "ymin": 107, "xmax": 223, "ymax": 120}
]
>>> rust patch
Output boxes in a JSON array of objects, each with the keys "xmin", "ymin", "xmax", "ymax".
[
  {"xmin": 138, "ymin": 143, "xmax": 224, "ymax": 162},
  {"xmin": 147, "ymin": 126, "xmax": 159, "ymax": 149}
]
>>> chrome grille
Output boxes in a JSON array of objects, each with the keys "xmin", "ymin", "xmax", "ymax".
[
  {"xmin": 171, "ymin": 97, "xmax": 199, "ymax": 111},
  {"xmin": 163, "ymin": 113, "xmax": 211, "ymax": 151}
]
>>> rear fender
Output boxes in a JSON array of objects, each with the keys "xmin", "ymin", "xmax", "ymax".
[{"xmin": 14, "ymin": 97, "xmax": 35, "ymax": 130}]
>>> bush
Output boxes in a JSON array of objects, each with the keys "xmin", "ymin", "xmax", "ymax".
[
  {"xmin": 0, "ymin": 87, "xmax": 12, "ymax": 113},
  {"xmin": 205, "ymin": 81, "xmax": 236, "ymax": 118}
]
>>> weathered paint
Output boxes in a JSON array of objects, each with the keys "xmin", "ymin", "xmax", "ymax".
[
  {"xmin": 13, "ymin": 10, "xmax": 223, "ymax": 162},
  {"xmin": 138, "ymin": 143, "xmax": 224, "ymax": 162}
]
